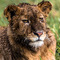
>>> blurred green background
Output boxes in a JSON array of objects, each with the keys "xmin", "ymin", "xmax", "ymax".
[{"xmin": 0, "ymin": 0, "xmax": 60, "ymax": 60}]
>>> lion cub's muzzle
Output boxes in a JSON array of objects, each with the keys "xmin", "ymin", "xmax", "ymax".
[
  {"xmin": 26, "ymin": 31, "xmax": 46, "ymax": 48},
  {"xmin": 27, "ymin": 31, "xmax": 46, "ymax": 41}
]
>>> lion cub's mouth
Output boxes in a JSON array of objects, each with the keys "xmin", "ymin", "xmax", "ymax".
[{"xmin": 26, "ymin": 31, "xmax": 46, "ymax": 48}]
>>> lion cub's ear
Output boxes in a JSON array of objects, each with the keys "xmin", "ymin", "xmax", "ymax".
[
  {"xmin": 4, "ymin": 5, "xmax": 20, "ymax": 22},
  {"xmin": 38, "ymin": 1, "xmax": 52, "ymax": 17}
]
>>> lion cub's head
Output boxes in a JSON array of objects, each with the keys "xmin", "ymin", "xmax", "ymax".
[{"xmin": 4, "ymin": 1, "xmax": 52, "ymax": 48}]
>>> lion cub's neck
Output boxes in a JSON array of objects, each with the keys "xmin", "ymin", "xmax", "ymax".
[{"xmin": 21, "ymin": 48, "xmax": 41, "ymax": 60}]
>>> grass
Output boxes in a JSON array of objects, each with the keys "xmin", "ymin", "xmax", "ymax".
[
  {"xmin": 47, "ymin": 14, "xmax": 60, "ymax": 60},
  {"xmin": 0, "ymin": 0, "xmax": 60, "ymax": 60}
]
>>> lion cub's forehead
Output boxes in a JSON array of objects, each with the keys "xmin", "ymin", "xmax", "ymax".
[{"xmin": 19, "ymin": 5, "xmax": 44, "ymax": 19}]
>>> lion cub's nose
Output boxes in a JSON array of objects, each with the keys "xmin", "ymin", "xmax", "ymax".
[{"xmin": 34, "ymin": 32, "xmax": 43, "ymax": 37}]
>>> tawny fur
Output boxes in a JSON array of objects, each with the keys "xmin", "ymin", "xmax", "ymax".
[{"xmin": 0, "ymin": 1, "xmax": 56, "ymax": 60}]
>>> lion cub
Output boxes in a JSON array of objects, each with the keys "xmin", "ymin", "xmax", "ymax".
[{"xmin": 0, "ymin": 1, "xmax": 56, "ymax": 60}]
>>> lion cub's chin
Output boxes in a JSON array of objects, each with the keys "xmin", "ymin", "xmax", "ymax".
[{"xmin": 29, "ymin": 41, "xmax": 44, "ymax": 48}]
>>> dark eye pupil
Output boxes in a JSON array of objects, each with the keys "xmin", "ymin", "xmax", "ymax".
[{"xmin": 22, "ymin": 20, "xmax": 29, "ymax": 23}]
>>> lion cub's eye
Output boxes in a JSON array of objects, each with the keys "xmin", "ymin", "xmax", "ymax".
[
  {"xmin": 22, "ymin": 20, "xmax": 29, "ymax": 23},
  {"xmin": 39, "ymin": 18, "xmax": 44, "ymax": 22}
]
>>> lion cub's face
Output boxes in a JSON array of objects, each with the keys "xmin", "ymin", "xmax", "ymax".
[{"xmin": 4, "ymin": 1, "xmax": 52, "ymax": 48}]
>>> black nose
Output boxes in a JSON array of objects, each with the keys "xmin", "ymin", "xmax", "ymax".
[{"xmin": 34, "ymin": 32, "xmax": 43, "ymax": 37}]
